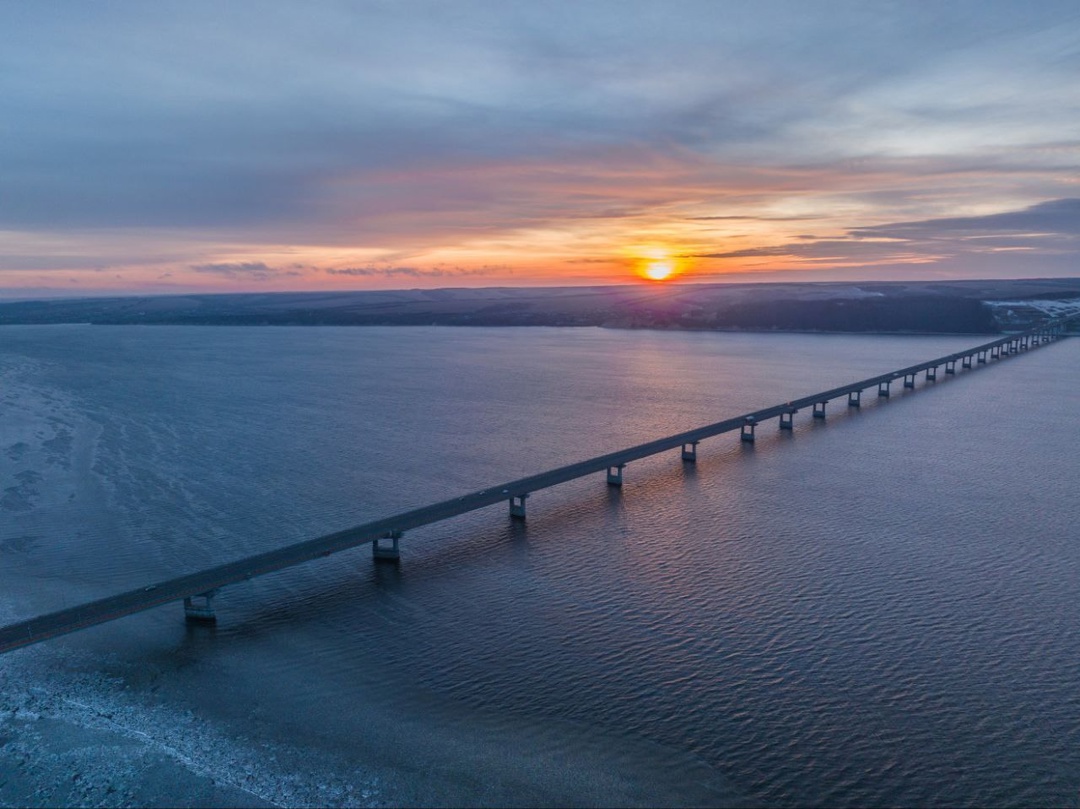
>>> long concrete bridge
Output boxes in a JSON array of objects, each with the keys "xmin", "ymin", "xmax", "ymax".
[{"xmin": 0, "ymin": 322, "xmax": 1071, "ymax": 654}]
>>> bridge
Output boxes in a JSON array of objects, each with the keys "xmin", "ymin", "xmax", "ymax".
[{"xmin": 0, "ymin": 322, "xmax": 1071, "ymax": 654}]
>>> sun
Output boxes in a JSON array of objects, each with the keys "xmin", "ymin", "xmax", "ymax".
[
  {"xmin": 643, "ymin": 260, "xmax": 675, "ymax": 281},
  {"xmin": 631, "ymin": 247, "xmax": 684, "ymax": 282}
]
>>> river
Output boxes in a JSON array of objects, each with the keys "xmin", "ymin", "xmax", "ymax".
[{"xmin": 0, "ymin": 325, "xmax": 1076, "ymax": 807}]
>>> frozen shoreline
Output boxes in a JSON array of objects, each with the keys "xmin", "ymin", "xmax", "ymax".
[{"xmin": 0, "ymin": 644, "xmax": 381, "ymax": 808}]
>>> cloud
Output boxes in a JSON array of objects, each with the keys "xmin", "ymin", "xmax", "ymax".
[
  {"xmin": 191, "ymin": 262, "xmax": 301, "ymax": 280},
  {"xmin": 694, "ymin": 198, "xmax": 1080, "ymax": 274},
  {"xmin": 325, "ymin": 265, "xmax": 506, "ymax": 278},
  {"xmin": 2, "ymin": 2, "xmax": 1076, "ymax": 237},
  {"xmin": 189, "ymin": 262, "xmax": 509, "ymax": 281},
  {"xmin": 1, "ymin": 3, "xmax": 1078, "ymax": 290},
  {"xmin": 686, "ymin": 215, "xmax": 823, "ymax": 221},
  {"xmin": 694, "ymin": 246, "xmax": 794, "ymax": 259},
  {"xmin": 851, "ymin": 198, "xmax": 1080, "ymax": 239}
]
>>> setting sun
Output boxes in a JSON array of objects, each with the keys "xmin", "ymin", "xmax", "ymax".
[
  {"xmin": 630, "ymin": 246, "xmax": 685, "ymax": 282},
  {"xmin": 643, "ymin": 260, "xmax": 675, "ymax": 281}
]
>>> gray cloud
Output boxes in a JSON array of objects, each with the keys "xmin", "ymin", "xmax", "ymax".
[
  {"xmin": 325, "ymin": 266, "xmax": 504, "ymax": 278},
  {"xmin": 851, "ymin": 198, "xmax": 1080, "ymax": 240},
  {"xmin": 191, "ymin": 262, "xmax": 301, "ymax": 280},
  {"xmin": 696, "ymin": 198, "xmax": 1080, "ymax": 268},
  {"xmin": 1, "ymin": 1, "xmax": 1076, "ymax": 236},
  {"xmin": 686, "ymin": 215, "xmax": 823, "ymax": 222}
]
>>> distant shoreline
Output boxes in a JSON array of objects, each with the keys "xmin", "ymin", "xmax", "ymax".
[
  {"xmin": 1, "ymin": 278, "xmax": 1078, "ymax": 335},
  {"xmin": 0, "ymin": 321, "xmax": 1013, "ymax": 338}
]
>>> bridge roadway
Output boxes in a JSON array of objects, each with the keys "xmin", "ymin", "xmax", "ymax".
[{"xmin": 0, "ymin": 323, "xmax": 1069, "ymax": 654}]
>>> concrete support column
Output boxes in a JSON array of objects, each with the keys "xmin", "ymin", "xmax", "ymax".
[
  {"xmin": 779, "ymin": 410, "xmax": 795, "ymax": 430},
  {"xmin": 607, "ymin": 464, "xmax": 625, "ymax": 487},
  {"xmin": 740, "ymin": 419, "xmax": 756, "ymax": 443},
  {"xmin": 978, "ymin": 350, "xmax": 987, "ymax": 364},
  {"xmin": 903, "ymin": 374, "xmax": 915, "ymax": 389},
  {"xmin": 962, "ymin": 356, "xmax": 972, "ymax": 369},
  {"xmin": 813, "ymin": 401, "xmax": 827, "ymax": 419},
  {"xmin": 184, "ymin": 590, "xmax": 218, "ymax": 623},
  {"xmin": 945, "ymin": 360, "xmax": 956, "ymax": 374},
  {"xmin": 681, "ymin": 442, "xmax": 698, "ymax": 462},
  {"xmin": 509, "ymin": 494, "xmax": 528, "ymax": 521},
  {"xmin": 878, "ymin": 380, "xmax": 891, "ymax": 397},
  {"xmin": 373, "ymin": 531, "xmax": 402, "ymax": 561},
  {"xmin": 848, "ymin": 390, "xmax": 861, "ymax": 408},
  {"xmin": 926, "ymin": 366, "xmax": 937, "ymax": 381}
]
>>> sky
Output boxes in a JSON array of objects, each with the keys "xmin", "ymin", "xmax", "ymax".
[{"xmin": 1, "ymin": 1, "xmax": 1078, "ymax": 297}]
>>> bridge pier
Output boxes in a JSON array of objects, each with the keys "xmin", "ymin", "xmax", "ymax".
[
  {"xmin": 962, "ymin": 355, "xmax": 972, "ymax": 369},
  {"xmin": 681, "ymin": 441, "xmax": 698, "ymax": 462},
  {"xmin": 903, "ymin": 373, "xmax": 916, "ymax": 389},
  {"xmin": 813, "ymin": 401, "xmax": 827, "ymax": 419},
  {"xmin": 848, "ymin": 390, "xmax": 861, "ymax": 408},
  {"xmin": 184, "ymin": 590, "xmax": 218, "ymax": 623},
  {"xmin": 977, "ymin": 350, "xmax": 987, "ymax": 364},
  {"xmin": 508, "ymin": 494, "xmax": 528, "ymax": 521},
  {"xmin": 607, "ymin": 464, "xmax": 624, "ymax": 487},
  {"xmin": 373, "ymin": 531, "xmax": 402, "ymax": 561},
  {"xmin": 740, "ymin": 418, "xmax": 756, "ymax": 442},
  {"xmin": 779, "ymin": 410, "xmax": 795, "ymax": 430},
  {"xmin": 945, "ymin": 360, "xmax": 956, "ymax": 374},
  {"xmin": 878, "ymin": 380, "xmax": 891, "ymax": 397},
  {"xmin": 926, "ymin": 366, "xmax": 937, "ymax": 381}
]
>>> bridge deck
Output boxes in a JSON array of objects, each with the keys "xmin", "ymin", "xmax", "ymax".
[{"xmin": 0, "ymin": 325, "xmax": 1067, "ymax": 654}]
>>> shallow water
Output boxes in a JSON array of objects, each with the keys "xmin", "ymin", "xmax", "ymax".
[{"xmin": 0, "ymin": 325, "xmax": 1077, "ymax": 806}]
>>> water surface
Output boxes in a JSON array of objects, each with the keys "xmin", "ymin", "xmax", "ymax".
[{"xmin": 0, "ymin": 326, "xmax": 1076, "ymax": 806}]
